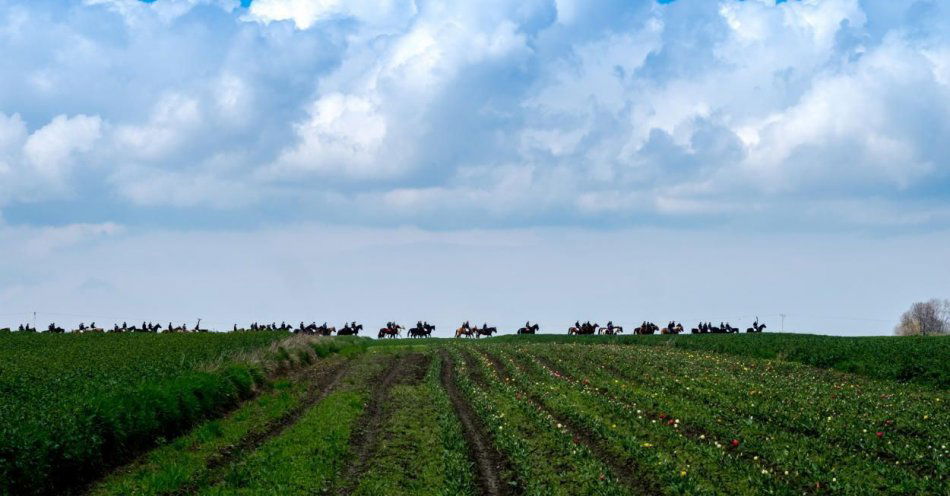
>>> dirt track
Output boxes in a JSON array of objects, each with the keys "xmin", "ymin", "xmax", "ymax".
[
  {"xmin": 440, "ymin": 350, "xmax": 515, "ymax": 496},
  {"xmin": 161, "ymin": 358, "xmax": 351, "ymax": 496},
  {"xmin": 337, "ymin": 353, "xmax": 430, "ymax": 495}
]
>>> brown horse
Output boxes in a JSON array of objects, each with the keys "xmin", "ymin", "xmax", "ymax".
[
  {"xmin": 378, "ymin": 324, "xmax": 402, "ymax": 339},
  {"xmin": 635, "ymin": 322, "xmax": 658, "ymax": 335},
  {"xmin": 455, "ymin": 322, "xmax": 475, "ymax": 338}
]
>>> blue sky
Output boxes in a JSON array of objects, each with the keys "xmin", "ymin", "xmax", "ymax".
[{"xmin": 0, "ymin": 0, "xmax": 947, "ymax": 335}]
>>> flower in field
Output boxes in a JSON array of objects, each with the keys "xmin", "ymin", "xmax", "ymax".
[
  {"xmin": 642, "ymin": 442, "xmax": 653, "ymax": 448},
  {"xmin": 731, "ymin": 439, "xmax": 740, "ymax": 447},
  {"xmin": 876, "ymin": 431, "xmax": 884, "ymax": 438},
  {"xmin": 680, "ymin": 470, "xmax": 687, "ymax": 477}
]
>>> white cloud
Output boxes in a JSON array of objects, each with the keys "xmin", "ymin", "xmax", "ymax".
[
  {"xmin": 268, "ymin": 93, "xmax": 389, "ymax": 178},
  {"xmin": 0, "ymin": 0, "xmax": 948, "ymax": 229},
  {"xmin": 247, "ymin": 0, "xmax": 417, "ymax": 30},
  {"xmin": 113, "ymin": 94, "xmax": 201, "ymax": 162},
  {"xmin": 23, "ymin": 114, "xmax": 102, "ymax": 180}
]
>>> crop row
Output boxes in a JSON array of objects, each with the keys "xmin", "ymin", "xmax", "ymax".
[
  {"xmin": 448, "ymin": 346, "xmax": 630, "ymax": 495},
  {"xmin": 478, "ymin": 342, "xmax": 947, "ymax": 495}
]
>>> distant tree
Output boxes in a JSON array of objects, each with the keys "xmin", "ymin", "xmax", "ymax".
[{"xmin": 895, "ymin": 299, "xmax": 949, "ymax": 336}]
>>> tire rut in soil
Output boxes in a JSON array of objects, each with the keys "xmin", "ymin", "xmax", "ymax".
[
  {"xmin": 439, "ymin": 349, "xmax": 516, "ymax": 496},
  {"xmin": 161, "ymin": 358, "xmax": 352, "ymax": 496},
  {"xmin": 337, "ymin": 352, "xmax": 429, "ymax": 495},
  {"xmin": 478, "ymin": 349, "xmax": 662, "ymax": 496}
]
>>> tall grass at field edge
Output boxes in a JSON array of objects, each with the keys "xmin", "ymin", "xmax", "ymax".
[{"xmin": 0, "ymin": 335, "xmax": 371, "ymax": 496}]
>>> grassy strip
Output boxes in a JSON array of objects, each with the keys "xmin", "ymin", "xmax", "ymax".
[
  {"xmin": 198, "ymin": 352, "xmax": 392, "ymax": 494},
  {"xmin": 450, "ymin": 347, "xmax": 627, "ymax": 495},
  {"xmin": 89, "ymin": 376, "xmax": 307, "ymax": 495},
  {"xmin": 351, "ymin": 353, "xmax": 477, "ymax": 496},
  {"xmin": 76, "ymin": 337, "xmax": 367, "ymax": 496},
  {"xmin": 491, "ymin": 333, "xmax": 950, "ymax": 388},
  {"xmin": 89, "ymin": 352, "xmax": 355, "ymax": 495}
]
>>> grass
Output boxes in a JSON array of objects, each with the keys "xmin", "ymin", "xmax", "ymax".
[
  {"xmin": 200, "ymin": 352, "xmax": 390, "ymax": 495},
  {"xmin": 351, "ymin": 354, "xmax": 477, "ymax": 496},
  {"xmin": 0, "ymin": 332, "xmax": 370, "ymax": 495}
]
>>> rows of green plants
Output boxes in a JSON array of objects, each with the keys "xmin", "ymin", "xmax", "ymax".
[
  {"xmin": 90, "ymin": 356, "xmax": 347, "ymax": 495},
  {"xmin": 558, "ymin": 344, "xmax": 947, "ymax": 474},
  {"xmin": 490, "ymin": 333, "xmax": 950, "ymax": 387},
  {"xmin": 351, "ymin": 354, "xmax": 477, "ymax": 496},
  {"xmin": 0, "ymin": 332, "xmax": 367, "ymax": 495},
  {"xmin": 199, "ymin": 352, "xmax": 393, "ymax": 494},
  {"xmin": 449, "ymin": 347, "xmax": 628, "ymax": 495},
  {"xmin": 492, "ymin": 343, "xmax": 948, "ymax": 495},
  {"xmin": 483, "ymin": 347, "xmax": 777, "ymax": 495}
]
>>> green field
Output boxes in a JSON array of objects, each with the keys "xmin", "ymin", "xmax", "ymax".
[{"xmin": 1, "ymin": 333, "xmax": 947, "ymax": 495}]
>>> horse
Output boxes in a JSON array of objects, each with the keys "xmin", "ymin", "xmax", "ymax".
[
  {"xmin": 518, "ymin": 323, "xmax": 539, "ymax": 334},
  {"xmin": 338, "ymin": 323, "xmax": 362, "ymax": 336},
  {"xmin": 600, "ymin": 322, "xmax": 623, "ymax": 335},
  {"xmin": 408, "ymin": 325, "xmax": 426, "ymax": 338},
  {"xmin": 455, "ymin": 322, "xmax": 475, "ymax": 338},
  {"xmin": 378, "ymin": 323, "xmax": 402, "ymax": 339},
  {"xmin": 747, "ymin": 319, "xmax": 766, "ymax": 333},
  {"xmin": 475, "ymin": 325, "xmax": 497, "ymax": 338},
  {"xmin": 635, "ymin": 322, "xmax": 658, "ymax": 335}
]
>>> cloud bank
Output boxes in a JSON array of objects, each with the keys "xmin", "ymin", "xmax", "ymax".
[{"xmin": 0, "ymin": 0, "xmax": 946, "ymax": 230}]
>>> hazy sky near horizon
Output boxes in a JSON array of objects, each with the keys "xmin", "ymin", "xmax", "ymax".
[{"xmin": 1, "ymin": 0, "xmax": 948, "ymax": 336}]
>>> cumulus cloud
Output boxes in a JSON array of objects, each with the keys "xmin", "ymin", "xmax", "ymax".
[
  {"xmin": 0, "ymin": 112, "xmax": 101, "ymax": 202},
  {"xmin": 0, "ymin": 0, "xmax": 947, "ymax": 231}
]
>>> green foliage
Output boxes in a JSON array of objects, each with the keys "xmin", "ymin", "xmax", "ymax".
[
  {"xmin": 351, "ymin": 355, "xmax": 477, "ymax": 496},
  {"xmin": 91, "ymin": 377, "xmax": 307, "ymax": 495},
  {"xmin": 471, "ymin": 342, "xmax": 949, "ymax": 495},
  {"xmin": 0, "ymin": 332, "xmax": 286, "ymax": 495},
  {"xmin": 492, "ymin": 333, "xmax": 950, "ymax": 388}
]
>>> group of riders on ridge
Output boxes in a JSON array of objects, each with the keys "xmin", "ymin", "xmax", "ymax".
[{"xmin": 7, "ymin": 318, "xmax": 766, "ymax": 337}]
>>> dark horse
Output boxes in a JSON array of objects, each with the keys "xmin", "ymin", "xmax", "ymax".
[
  {"xmin": 475, "ymin": 324, "xmax": 497, "ymax": 338},
  {"xmin": 517, "ymin": 322, "xmax": 539, "ymax": 334},
  {"xmin": 408, "ymin": 321, "xmax": 434, "ymax": 338},
  {"xmin": 338, "ymin": 323, "xmax": 362, "ymax": 336},
  {"xmin": 747, "ymin": 319, "xmax": 766, "ymax": 333}
]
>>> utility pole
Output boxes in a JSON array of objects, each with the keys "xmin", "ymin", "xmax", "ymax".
[{"xmin": 780, "ymin": 313, "xmax": 786, "ymax": 332}]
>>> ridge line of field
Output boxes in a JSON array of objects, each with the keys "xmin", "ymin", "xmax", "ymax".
[
  {"xmin": 439, "ymin": 350, "xmax": 516, "ymax": 496},
  {"xmin": 476, "ymin": 348, "xmax": 662, "ymax": 496},
  {"xmin": 161, "ymin": 358, "xmax": 352, "ymax": 495}
]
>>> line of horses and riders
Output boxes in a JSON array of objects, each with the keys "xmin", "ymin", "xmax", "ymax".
[{"xmin": 2, "ymin": 318, "xmax": 767, "ymax": 337}]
